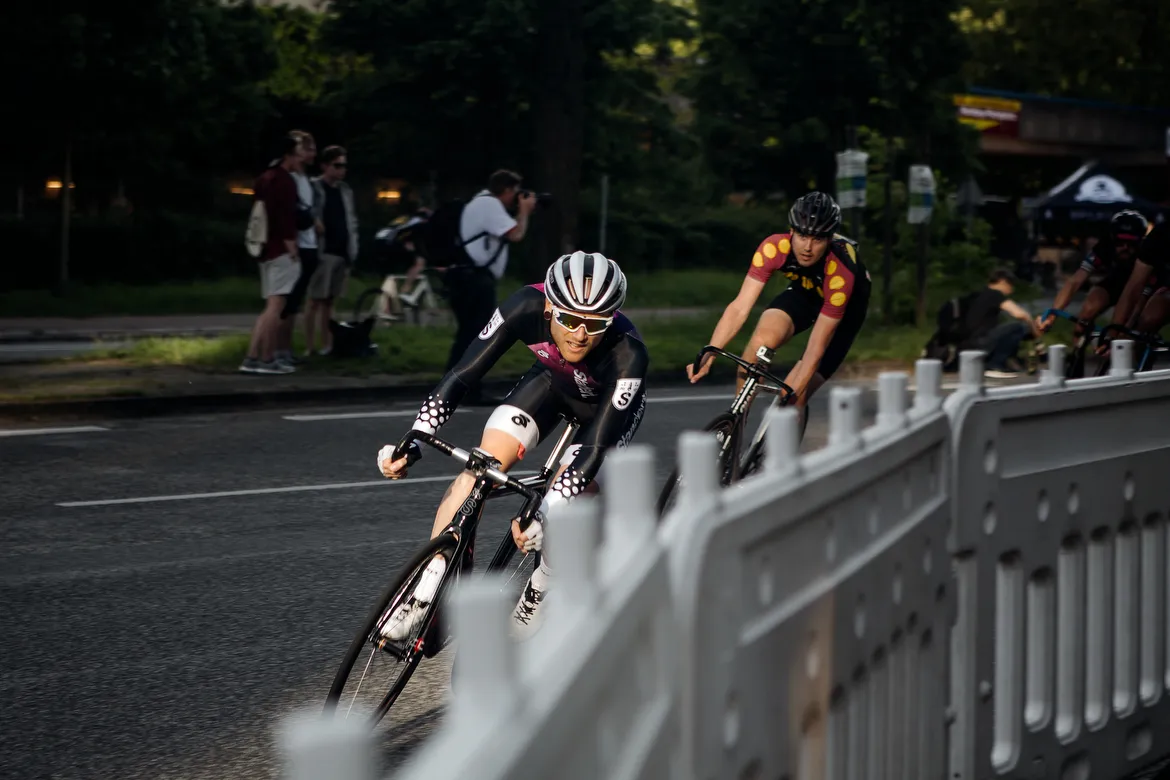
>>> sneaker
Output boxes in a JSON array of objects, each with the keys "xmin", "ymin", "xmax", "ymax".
[
  {"xmin": 510, "ymin": 580, "xmax": 547, "ymax": 640},
  {"xmin": 984, "ymin": 368, "xmax": 1020, "ymax": 380},
  {"xmin": 238, "ymin": 357, "xmax": 262, "ymax": 374},
  {"xmin": 381, "ymin": 598, "xmax": 430, "ymax": 641},
  {"xmin": 254, "ymin": 360, "xmax": 295, "ymax": 375},
  {"xmin": 317, "ymin": 346, "xmax": 332, "ymax": 357},
  {"xmin": 382, "ymin": 555, "xmax": 447, "ymax": 641}
]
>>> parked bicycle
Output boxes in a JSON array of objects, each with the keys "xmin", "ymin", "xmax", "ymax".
[
  {"xmin": 657, "ymin": 345, "xmax": 795, "ymax": 513},
  {"xmin": 353, "ymin": 268, "xmax": 447, "ymax": 327},
  {"xmin": 323, "ymin": 419, "xmax": 579, "ymax": 725}
]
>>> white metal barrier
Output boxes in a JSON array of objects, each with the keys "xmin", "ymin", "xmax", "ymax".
[
  {"xmin": 945, "ymin": 346, "xmax": 1170, "ymax": 780},
  {"xmin": 665, "ymin": 362, "xmax": 954, "ymax": 780},
  {"xmin": 282, "ymin": 348, "xmax": 1170, "ymax": 780},
  {"xmin": 394, "ymin": 446, "xmax": 680, "ymax": 780}
]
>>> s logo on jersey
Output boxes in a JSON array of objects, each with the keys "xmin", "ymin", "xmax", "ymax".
[
  {"xmin": 478, "ymin": 309, "xmax": 504, "ymax": 340},
  {"xmin": 611, "ymin": 378, "xmax": 642, "ymax": 410}
]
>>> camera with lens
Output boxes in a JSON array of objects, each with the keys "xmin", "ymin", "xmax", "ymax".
[{"xmin": 518, "ymin": 189, "xmax": 553, "ymax": 208}]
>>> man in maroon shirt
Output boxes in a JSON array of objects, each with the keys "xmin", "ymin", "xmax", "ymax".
[{"xmin": 241, "ymin": 135, "xmax": 301, "ymax": 374}]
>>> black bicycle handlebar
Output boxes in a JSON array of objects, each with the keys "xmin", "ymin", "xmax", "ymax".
[
  {"xmin": 1094, "ymin": 323, "xmax": 1168, "ymax": 349},
  {"xmin": 694, "ymin": 345, "xmax": 795, "ymax": 402},
  {"xmin": 394, "ymin": 429, "xmax": 544, "ymax": 527}
]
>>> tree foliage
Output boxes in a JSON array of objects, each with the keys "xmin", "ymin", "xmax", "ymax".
[{"xmin": 955, "ymin": 0, "xmax": 1170, "ymax": 108}]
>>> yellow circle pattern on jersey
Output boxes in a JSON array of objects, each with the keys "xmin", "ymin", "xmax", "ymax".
[
  {"xmin": 752, "ymin": 252, "xmax": 764, "ymax": 267},
  {"xmin": 830, "ymin": 292, "xmax": 847, "ymax": 307},
  {"xmin": 762, "ymin": 242, "xmax": 777, "ymax": 259},
  {"xmin": 845, "ymin": 243, "xmax": 857, "ymax": 261},
  {"xmin": 778, "ymin": 237, "xmax": 791, "ymax": 255},
  {"xmin": 829, "ymin": 275, "xmax": 846, "ymax": 290},
  {"xmin": 826, "ymin": 259, "xmax": 838, "ymax": 275}
]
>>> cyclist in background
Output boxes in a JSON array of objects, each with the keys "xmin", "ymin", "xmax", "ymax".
[
  {"xmin": 376, "ymin": 252, "xmax": 648, "ymax": 639},
  {"xmin": 687, "ymin": 192, "xmax": 870, "ymax": 437},
  {"xmin": 1038, "ymin": 210, "xmax": 1151, "ymax": 337},
  {"xmin": 1106, "ymin": 219, "xmax": 1170, "ymax": 343}
]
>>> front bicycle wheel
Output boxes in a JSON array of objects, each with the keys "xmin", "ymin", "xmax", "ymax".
[
  {"xmin": 656, "ymin": 412, "xmax": 741, "ymax": 516},
  {"xmin": 324, "ymin": 534, "xmax": 458, "ymax": 726}
]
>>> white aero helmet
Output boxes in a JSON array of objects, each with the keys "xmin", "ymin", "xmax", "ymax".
[{"xmin": 544, "ymin": 251, "xmax": 627, "ymax": 316}]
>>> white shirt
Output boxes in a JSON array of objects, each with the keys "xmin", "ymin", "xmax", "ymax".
[
  {"xmin": 459, "ymin": 191, "xmax": 517, "ymax": 280},
  {"xmin": 292, "ymin": 171, "xmax": 318, "ymax": 250}
]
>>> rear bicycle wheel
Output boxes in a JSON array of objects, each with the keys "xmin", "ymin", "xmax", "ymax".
[
  {"xmin": 656, "ymin": 412, "xmax": 741, "ymax": 516},
  {"xmin": 324, "ymin": 534, "xmax": 459, "ymax": 726}
]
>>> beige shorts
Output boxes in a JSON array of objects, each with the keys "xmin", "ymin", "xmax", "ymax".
[
  {"xmin": 259, "ymin": 254, "xmax": 300, "ymax": 298},
  {"xmin": 308, "ymin": 252, "xmax": 350, "ymax": 300}
]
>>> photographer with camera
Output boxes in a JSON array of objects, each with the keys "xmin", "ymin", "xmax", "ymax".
[{"xmin": 443, "ymin": 169, "xmax": 546, "ymax": 402}]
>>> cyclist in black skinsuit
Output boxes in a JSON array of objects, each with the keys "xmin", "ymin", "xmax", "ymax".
[
  {"xmin": 1040, "ymin": 210, "xmax": 1151, "ymax": 337},
  {"xmin": 1109, "ymin": 219, "xmax": 1170, "ymax": 340},
  {"xmin": 377, "ymin": 251, "xmax": 647, "ymax": 638}
]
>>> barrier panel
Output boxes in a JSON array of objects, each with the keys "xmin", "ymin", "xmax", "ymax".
[
  {"xmin": 393, "ymin": 445, "xmax": 681, "ymax": 780},
  {"xmin": 945, "ymin": 345, "xmax": 1170, "ymax": 780},
  {"xmin": 665, "ymin": 362, "xmax": 955, "ymax": 780},
  {"xmin": 281, "ymin": 347, "xmax": 1170, "ymax": 780}
]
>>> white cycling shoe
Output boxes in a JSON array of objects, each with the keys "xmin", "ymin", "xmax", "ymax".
[
  {"xmin": 510, "ymin": 578, "xmax": 548, "ymax": 640},
  {"xmin": 381, "ymin": 555, "xmax": 447, "ymax": 641}
]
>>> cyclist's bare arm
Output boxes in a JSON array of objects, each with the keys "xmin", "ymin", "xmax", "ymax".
[
  {"xmin": 689, "ymin": 275, "xmax": 766, "ymax": 382},
  {"xmin": 782, "ymin": 312, "xmax": 840, "ymax": 407},
  {"xmin": 1042, "ymin": 268, "xmax": 1089, "ymax": 328}
]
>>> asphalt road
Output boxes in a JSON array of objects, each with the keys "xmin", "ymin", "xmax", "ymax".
[{"xmin": 0, "ymin": 382, "xmax": 880, "ymax": 779}]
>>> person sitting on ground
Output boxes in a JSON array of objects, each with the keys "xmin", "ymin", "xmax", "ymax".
[{"xmin": 961, "ymin": 268, "xmax": 1043, "ymax": 378}]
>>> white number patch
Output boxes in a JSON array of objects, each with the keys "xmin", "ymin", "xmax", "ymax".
[
  {"xmin": 611, "ymin": 378, "xmax": 642, "ymax": 410},
  {"xmin": 478, "ymin": 309, "xmax": 504, "ymax": 340}
]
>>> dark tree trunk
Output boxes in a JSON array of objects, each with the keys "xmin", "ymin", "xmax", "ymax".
[
  {"xmin": 531, "ymin": 0, "xmax": 585, "ymax": 273},
  {"xmin": 58, "ymin": 138, "xmax": 72, "ymax": 294}
]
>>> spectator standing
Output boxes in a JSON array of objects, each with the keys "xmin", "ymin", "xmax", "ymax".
[
  {"xmin": 306, "ymin": 145, "xmax": 359, "ymax": 356},
  {"xmin": 277, "ymin": 130, "xmax": 319, "ymax": 367},
  {"xmin": 445, "ymin": 169, "xmax": 536, "ymax": 400},
  {"xmin": 961, "ymin": 268, "xmax": 1044, "ymax": 378},
  {"xmin": 240, "ymin": 136, "xmax": 300, "ymax": 374}
]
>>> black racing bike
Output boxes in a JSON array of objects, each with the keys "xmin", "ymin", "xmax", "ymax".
[
  {"xmin": 323, "ymin": 419, "xmax": 579, "ymax": 725},
  {"xmin": 1094, "ymin": 323, "xmax": 1169, "ymax": 375},
  {"xmin": 657, "ymin": 345, "xmax": 795, "ymax": 514},
  {"xmin": 1039, "ymin": 307, "xmax": 1102, "ymax": 379}
]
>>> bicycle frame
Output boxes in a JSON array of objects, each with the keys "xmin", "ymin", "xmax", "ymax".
[
  {"xmin": 696, "ymin": 344, "xmax": 795, "ymax": 475},
  {"xmin": 1095, "ymin": 323, "xmax": 1169, "ymax": 373}
]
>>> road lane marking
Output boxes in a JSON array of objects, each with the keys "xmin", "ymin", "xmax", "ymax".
[
  {"xmin": 58, "ymin": 470, "xmax": 538, "ymax": 508},
  {"xmin": 0, "ymin": 426, "xmax": 110, "ymax": 438}
]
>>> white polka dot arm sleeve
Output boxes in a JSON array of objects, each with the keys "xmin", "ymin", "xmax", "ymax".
[
  {"xmin": 411, "ymin": 395, "xmax": 454, "ymax": 435},
  {"xmin": 543, "ymin": 466, "xmax": 586, "ymax": 516}
]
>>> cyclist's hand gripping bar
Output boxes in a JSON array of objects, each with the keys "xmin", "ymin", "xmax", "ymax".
[
  {"xmin": 395, "ymin": 430, "xmax": 545, "ymax": 529},
  {"xmin": 692, "ymin": 345, "xmax": 796, "ymax": 402}
]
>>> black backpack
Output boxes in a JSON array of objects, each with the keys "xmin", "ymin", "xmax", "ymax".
[
  {"xmin": 936, "ymin": 294, "xmax": 972, "ymax": 346},
  {"xmin": 423, "ymin": 194, "xmax": 506, "ymax": 271},
  {"xmin": 921, "ymin": 293, "xmax": 973, "ymax": 371}
]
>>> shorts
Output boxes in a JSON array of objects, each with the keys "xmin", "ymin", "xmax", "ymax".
[
  {"xmin": 283, "ymin": 247, "xmax": 319, "ymax": 318},
  {"xmin": 259, "ymin": 254, "xmax": 300, "ymax": 299},
  {"xmin": 764, "ymin": 280, "xmax": 871, "ymax": 379},
  {"xmin": 483, "ymin": 365, "xmax": 646, "ymax": 462},
  {"xmin": 308, "ymin": 252, "xmax": 350, "ymax": 300}
]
